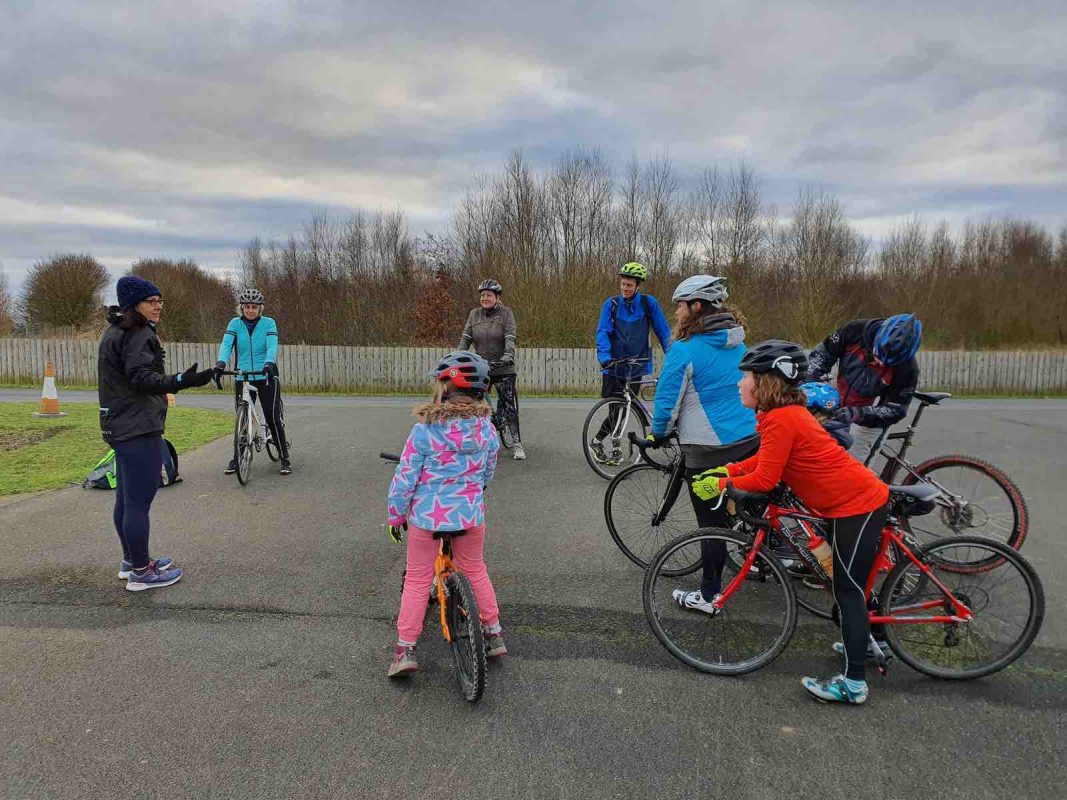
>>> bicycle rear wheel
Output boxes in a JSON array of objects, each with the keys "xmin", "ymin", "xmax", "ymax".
[
  {"xmin": 880, "ymin": 536, "xmax": 1044, "ymax": 679},
  {"xmin": 582, "ymin": 397, "xmax": 646, "ymax": 480},
  {"xmin": 904, "ymin": 455, "xmax": 1028, "ymax": 570},
  {"xmin": 644, "ymin": 529, "xmax": 797, "ymax": 675},
  {"xmin": 235, "ymin": 402, "xmax": 253, "ymax": 485},
  {"xmin": 445, "ymin": 572, "xmax": 487, "ymax": 703},
  {"xmin": 496, "ymin": 414, "xmax": 515, "ymax": 449},
  {"xmin": 605, "ymin": 463, "xmax": 700, "ymax": 575}
]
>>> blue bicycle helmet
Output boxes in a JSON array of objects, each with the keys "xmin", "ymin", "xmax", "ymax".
[
  {"xmin": 873, "ymin": 313, "xmax": 922, "ymax": 366},
  {"xmin": 429, "ymin": 350, "xmax": 491, "ymax": 393},
  {"xmin": 800, "ymin": 382, "xmax": 840, "ymax": 412}
]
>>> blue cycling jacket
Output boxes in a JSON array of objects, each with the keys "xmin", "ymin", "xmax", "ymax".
[
  {"xmin": 218, "ymin": 316, "xmax": 279, "ymax": 380},
  {"xmin": 651, "ymin": 313, "xmax": 756, "ymax": 446},
  {"xmin": 595, "ymin": 292, "xmax": 672, "ymax": 380}
]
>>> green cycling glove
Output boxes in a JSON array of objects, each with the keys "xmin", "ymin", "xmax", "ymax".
[
  {"xmin": 691, "ymin": 466, "xmax": 730, "ymax": 502},
  {"xmin": 386, "ymin": 522, "xmax": 407, "ymax": 544}
]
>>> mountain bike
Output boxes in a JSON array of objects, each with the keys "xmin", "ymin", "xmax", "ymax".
[
  {"xmin": 607, "ymin": 434, "xmax": 830, "ymax": 616},
  {"xmin": 861, "ymin": 390, "xmax": 1028, "ymax": 571},
  {"xmin": 380, "ymin": 452, "xmax": 488, "ymax": 703},
  {"xmin": 643, "ymin": 484, "xmax": 1044, "ymax": 679},
  {"xmin": 582, "ymin": 357, "xmax": 676, "ymax": 479},
  {"xmin": 215, "ymin": 369, "xmax": 279, "ymax": 485}
]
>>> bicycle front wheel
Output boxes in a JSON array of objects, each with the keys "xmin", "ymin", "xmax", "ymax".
[
  {"xmin": 880, "ymin": 536, "xmax": 1044, "ymax": 679},
  {"xmin": 643, "ymin": 529, "xmax": 797, "ymax": 675},
  {"xmin": 582, "ymin": 397, "xmax": 646, "ymax": 480},
  {"xmin": 445, "ymin": 572, "xmax": 487, "ymax": 703},
  {"xmin": 497, "ymin": 415, "xmax": 515, "ymax": 449},
  {"xmin": 235, "ymin": 402, "xmax": 253, "ymax": 486},
  {"xmin": 904, "ymin": 455, "xmax": 1028, "ymax": 569},
  {"xmin": 605, "ymin": 463, "xmax": 700, "ymax": 574}
]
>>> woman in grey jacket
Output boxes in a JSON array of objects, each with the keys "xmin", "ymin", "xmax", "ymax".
[{"xmin": 457, "ymin": 279, "xmax": 525, "ymax": 460}]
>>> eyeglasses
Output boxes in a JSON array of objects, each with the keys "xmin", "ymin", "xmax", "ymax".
[{"xmin": 145, "ymin": 299, "xmax": 164, "ymax": 307}]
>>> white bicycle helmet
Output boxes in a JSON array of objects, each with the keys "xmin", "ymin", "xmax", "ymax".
[
  {"xmin": 671, "ymin": 275, "xmax": 728, "ymax": 307},
  {"xmin": 238, "ymin": 288, "xmax": 265, "ymax": 305}
]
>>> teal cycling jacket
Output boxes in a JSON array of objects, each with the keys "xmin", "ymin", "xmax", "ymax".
[{"xmin": 217, "ymin": 316, "xmax": 279, "ymax": 380}]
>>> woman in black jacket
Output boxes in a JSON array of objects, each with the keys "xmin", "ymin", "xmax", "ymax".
[{"xmin": 98, "ymin": 275, "xmax": 215, "ymax": 591}]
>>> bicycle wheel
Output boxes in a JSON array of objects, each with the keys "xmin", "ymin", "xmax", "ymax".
[
  {"xmin": 582, "ymin": 397, "xmax": 646, "ymax": 480},
  {"xmin": 235, "ymin": 402, "xmax": 253, "ymax": 485},
  {"xmin": 904, "ymin": 455, "xmax": 1028, "ymax": 569},
  {"xmin": 644, "ymin": 529, "xmax": 797, "ymax": 675},
  {"xmin": 605, "ymin": 463, "xmax": 701, "ymax": 575},
  {"xmin": 879, "ymin": 536, "xmax": 1044, "ymax": 679},
  {"xmin": 445, "ymin": 572, "xmax": 487, "ymax": 703},
  {"xmin": 496, "ymin": 414, "xmax": 515, "ymax": 449}
]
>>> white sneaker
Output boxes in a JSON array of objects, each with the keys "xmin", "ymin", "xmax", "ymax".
[
  {"xmin": 513, "ymin": 443, "xmax": 527, "ymax": 460},
  {"xmin": 671, "ymin": 589, "xmax": 722, "ymax": 615}
]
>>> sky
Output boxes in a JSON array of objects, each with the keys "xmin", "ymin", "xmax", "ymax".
[{"xmin": 2, "ymin": 0, "xmax": 1065, "ymax": 300}]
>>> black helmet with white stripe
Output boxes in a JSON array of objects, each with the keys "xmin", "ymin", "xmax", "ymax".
[{"xmin": 739, "ymin": 340, "xmax": 808, "ymax": 385}]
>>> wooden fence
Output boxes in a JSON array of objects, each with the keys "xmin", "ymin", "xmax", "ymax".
[{"xmin": 2, "ymin": 338, "xmax": 1067, "ymax": 395}]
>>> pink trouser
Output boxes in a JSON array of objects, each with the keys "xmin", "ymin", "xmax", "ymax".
[{"xmin": 396, "ymin": 522, "xmax": 501, "ymax": 644}]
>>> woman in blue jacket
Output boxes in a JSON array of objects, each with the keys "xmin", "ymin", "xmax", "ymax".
[
  {"xmin": 216, "ymin": 288, "xmax": 291, "ymax": 475},
  {"xmin": 649, "ymin": 275, "xmax": 758, "ymax": 614}
]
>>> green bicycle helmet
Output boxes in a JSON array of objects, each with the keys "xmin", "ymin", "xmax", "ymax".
[{"xmin": 618, "ymin": 262, "xmax": 648, "ymax": 282}]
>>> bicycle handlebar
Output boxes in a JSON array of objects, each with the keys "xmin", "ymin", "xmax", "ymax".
[
  {"xmin": 380, "ymin": 452, "xmax": 401, "ymax": 463},
  {"xmin": 627, "ymin": 430, "xmax": 675, "ymax": 451},
  {"xmin": 725, "ymin": 486, "xmax": 772, "ymax": 528}
]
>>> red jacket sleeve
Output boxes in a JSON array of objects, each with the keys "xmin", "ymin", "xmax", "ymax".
[{"xmin": 725, "ymin": 413, "xmax": 795, "ymax": 493}]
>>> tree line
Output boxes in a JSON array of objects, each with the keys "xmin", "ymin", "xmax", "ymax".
[{"xmin": 5, "ymin": 150, "xmax": 1067, "ymax": 348}]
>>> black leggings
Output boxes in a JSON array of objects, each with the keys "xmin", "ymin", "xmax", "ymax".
[
  {"xmin": 686, "ymin": 477, "xmax": 731, "ymax": 601},
  {"xmin": 112, "ymin": 433, "xmax": 162, "ymax": 567},
  {"xmin": 828, "ymin": 504, "xmax": 889, "ymax": 681},
  {"xmin": 489, "ymin": 374, "xmax": 520, "ymax": 441},
  {"xmin": 234, "ymin": 378, "xmax": 289, "ymax": 459}
]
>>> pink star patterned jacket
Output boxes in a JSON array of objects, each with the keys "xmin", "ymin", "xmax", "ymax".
[{"xmin": 387, "ymin": 414, "xmax": 500, "ymax": 532}]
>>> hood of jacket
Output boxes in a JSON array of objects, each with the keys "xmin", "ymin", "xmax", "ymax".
[
  {"xmin": 415, "ymin": 408, "xmax": 495, "ymax": 454},
  {"xmin": 698, "ymin": 312, "xmax": 746, "ymax": 349}
]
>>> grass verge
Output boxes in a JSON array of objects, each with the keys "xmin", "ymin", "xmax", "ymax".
[{"xmin": 0, "ymin": 402, "xmax": 231, "ymax": 496}]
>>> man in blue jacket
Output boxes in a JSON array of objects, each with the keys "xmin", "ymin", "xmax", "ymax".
[
  {"xmin": 591, "ymin": 262, "xmax": 672, "ymax": 462},
  {"xmin": 216, "ymin": 288, "xmax": 291, "ymax": 475}
]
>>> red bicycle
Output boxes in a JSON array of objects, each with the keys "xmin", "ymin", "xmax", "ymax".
[{"xmin": 643, "ymin": 484, "xmax": 1044, "ymax": 678}]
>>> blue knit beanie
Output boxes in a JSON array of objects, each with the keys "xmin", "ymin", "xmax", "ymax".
[{"xmin": 117, "ymin": 275, "xmax": 162, "ymax": 310}]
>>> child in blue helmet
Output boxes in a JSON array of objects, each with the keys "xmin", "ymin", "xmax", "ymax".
[{"xmin": 800, "ymin": 382, "xmax": 853, "ymax": 450}]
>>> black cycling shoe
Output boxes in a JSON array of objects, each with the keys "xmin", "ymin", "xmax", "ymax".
[
  {"xmin": 279, "ymin": 459, "xmax": 292, "ymax": 475},
  {"xmin": 224, "ymin": 460, "xmax": 237, "ymax": 475}
]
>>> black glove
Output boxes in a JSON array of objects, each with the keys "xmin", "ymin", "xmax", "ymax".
[
  {"xmin": 264, "ymin": 362, "xmax": 279, "ymax": 380},
  {"xmin": 830, "ymin": 406, "xmax": 856, "ymax": 424},
  {"xmin": 175, "ymin": 362, "xmax": 215, "ymax": 390}
]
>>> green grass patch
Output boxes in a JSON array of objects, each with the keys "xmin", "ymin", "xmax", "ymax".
[{"xmin": 0, "ymin": 402, "xmax": 231, "ymax": 496}]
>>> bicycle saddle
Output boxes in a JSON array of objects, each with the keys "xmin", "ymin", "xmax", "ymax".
[
  {"xmin": 888, "ymin": 483, "xmax": 941, "ymax": 501},
  {"xmin": 433, "ymin": 529, "xmax": 469, "ymax": 540},
  {"xmin": 912, "ymin": 390, "xmax": 952, "ymax": 405}
]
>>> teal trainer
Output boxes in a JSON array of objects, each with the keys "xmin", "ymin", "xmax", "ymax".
[{"xmin": 801, "ymin": 674, "xmax": 868, "ymax": 705}]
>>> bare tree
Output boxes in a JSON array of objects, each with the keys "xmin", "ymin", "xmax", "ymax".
[
  {"xmin": 131, "ymin": 259, "xmax": 234, "ymax": 342},
  {"xmin": 0, "ymin": 266, "xmax": 13, "ymax": 335}
]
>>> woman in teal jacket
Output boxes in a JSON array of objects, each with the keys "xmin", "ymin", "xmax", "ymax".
[{"xmin": 216, "ymin": 288, "xmax": 291, "ymax": 474}]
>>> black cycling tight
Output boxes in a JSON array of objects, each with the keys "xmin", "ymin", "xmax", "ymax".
[
  {"xmin": 828, "ymin": 504, "xmax": 889, "ymax": 681},
  {"xmin": 489, "ymin": 374, "xmax": 520, "ymax": 440}
]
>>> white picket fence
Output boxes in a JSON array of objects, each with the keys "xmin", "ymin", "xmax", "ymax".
[{"xmin": 2, "ymin": 338, "xmax": 1067, "ymax": 395}]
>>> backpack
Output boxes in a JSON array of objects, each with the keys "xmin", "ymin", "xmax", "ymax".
[
  {"xmin": 610, "ymin": 293, "xmax": 653, "ymax": 327},
  {"xmin": 83, "ymin": 438, "xmax": 181, "ymax": 490}
]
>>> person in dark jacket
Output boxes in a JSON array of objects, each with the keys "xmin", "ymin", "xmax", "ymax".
[
  {"xmin": 458, "ymin": 279, "xmax": 525, "ymax": 460},
  {"xmin": 98, "ymin": 275, "xmax": 215, "ymax": 591},
  {"xmin": 590, "ymin": 262, "xmax": 672, "ymax": 464},
  {"xmin": 805, "ymin": 314, "xmax": 922, "ymax": 464}
]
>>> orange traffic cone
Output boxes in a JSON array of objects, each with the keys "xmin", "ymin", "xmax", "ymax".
[{"xmin": 33, "ymin": 361, "xmax": 67, "ymax": 418}]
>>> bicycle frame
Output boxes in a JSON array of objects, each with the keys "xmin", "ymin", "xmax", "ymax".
[
  {"xmin": 237, "ymin": 378, "xmax": 268, "ymax": 447},
  {"xmin": 717, "ymin": 497, "xmax": 975, "ymax": 627},
  {"xmin": 434, "ymin": 538, "xmax": 460, "ymax": 642},
  {"xmin": 866, "ymin": 398, "xmax": 935, "ymax": 483}
]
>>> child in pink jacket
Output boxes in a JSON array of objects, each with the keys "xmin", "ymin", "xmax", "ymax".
[{"xmin": 385, "ymin": 351, "xmax": 505, "ymax": 678}]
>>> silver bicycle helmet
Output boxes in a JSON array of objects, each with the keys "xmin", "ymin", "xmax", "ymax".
[
  {"xmin": 671, "ymin": 275, "xmax": 728, "ymax": 307},
  {"xmin": 238, "ymin": 288, "xmax": 265, "ymax": 305},
  {"xmin": 478, "ymin": 279, "xmax": 503, "ymax": 295}
]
